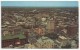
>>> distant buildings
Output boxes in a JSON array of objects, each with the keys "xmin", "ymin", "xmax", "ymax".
[{"xmin": 1, "ymin": 7, "xmax": 78, "ymax": 48}]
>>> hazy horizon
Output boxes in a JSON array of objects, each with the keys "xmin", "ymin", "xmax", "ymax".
[{"xmin": 1, "ymin": 1, "xmax": 78, "ymax": 8}]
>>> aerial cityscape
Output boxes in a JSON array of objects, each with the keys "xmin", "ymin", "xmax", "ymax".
[{"xmin": 1, "ymin": 1, "xmax": 78, "ymax": 48}]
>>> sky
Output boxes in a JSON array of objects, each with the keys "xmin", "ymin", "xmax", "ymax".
[{"xmin": 1, "ymin": 1, "xmax": 78, "ymax": 7}]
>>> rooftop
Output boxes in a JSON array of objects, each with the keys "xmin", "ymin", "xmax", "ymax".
[{"xmin": 2, "ymin": 33, "xmax": 26, "ymax": 40}]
